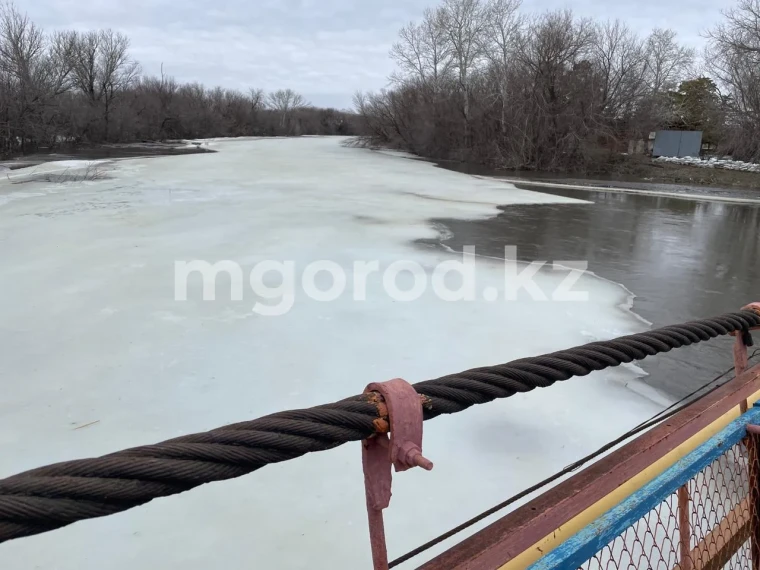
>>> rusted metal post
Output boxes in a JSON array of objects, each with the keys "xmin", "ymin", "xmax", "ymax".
[
  {"xmin": 363, "ymin": 435, "xmax": 391, "ymax": 569},
  {"xmin": 362, "ymin": 378, "xmax": 434, "ymax": 570},
  {"xmin": 678, "ymin": 484, "xmax": 693, "ymax": 570},
  {"xmin": 735, "ymin": 334, "xmax": 750, "ymax": 413}
]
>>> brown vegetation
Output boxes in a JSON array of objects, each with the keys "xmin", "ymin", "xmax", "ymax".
[
  {"xmin": 0, "ymin": 3, "xmax": 363, "ymax": 157},
  {"xmin": 356, "ymin": 0, "xmax": 760, "ymax": 173},
  {"xmin": 612, "ymin": 156, "xmax": 760, "ymax": 189}
]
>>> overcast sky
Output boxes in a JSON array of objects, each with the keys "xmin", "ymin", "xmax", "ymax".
[{"xmin": 26, "ymin": 0, "xmax": 736, "ymax": 110}]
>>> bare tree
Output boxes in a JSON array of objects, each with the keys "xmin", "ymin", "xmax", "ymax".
[
  {"xmin": 480, "ymin": 0, "xmax": 522, "ymax": 70},
  {"xmin": 391, "ymin": 20, "xmax": 428, "ymax": 84},
  {"xmin": 420, "ymin": 7, "xmax": 455, "ymax": 91},
  {"xmin": 71, "ymin": 31, "xmax": 99, "ymax": 103},
  {"xmin": 0, "ymin": 2, "xmax": 44, "ymax": 83},
  {"xmin": 592, "ymin": 20, "xmax": 648, "ymax": 120},
  {"xmin": 708, "ymin": 0, "xmax": 760, "ymax": 55},
  {"xmin": 479, "ymin": 0, "xmax": 522, "ymax": 130},
  {"xmin": 70, "ymin": 29, "xmax": 139, "ymax": 140},
  {"xmin": 439, "ymin": 0, "xmax": 487, "ymax": 130},
  {"xmin": 266, "ymin": 88, "xmax": 308, "ymax": 132},
  {"xmin": 0, "ymin": 3, "xmax": 74, "ymax": 151},
  {"xmin": 644, "ymin": 28, "xmax": 694, "ymax": 94},
  {"xmin": 246, "ymin": 88, "xmax": 265, "ymax": 132},
  {"xmin": 706, "ymin": 0, "xmax": 760, "ymax": 160},
  {"xmin": 267, "ymin": 89, "xmax": 307, "ymax": 112},
  {"xmin": 390, "ymin": 8, "xmax": 453, "ymax": 89},
  {"xmin": 249, "ymin": 88, "xmax": 265, "ymax": 111},
  {"xmin": 518, "ymin": 10, "xmax": 596, "ymax": 166},
  {"xmin": 134, "ymin": 63, "xmax": 178, "ymax": 138},
  {"xmin": 96, "ymin": 30, "xmax": 140, "ymax": 140},
  {"xmin": 353, "ymin": 90, "xmax": 399, "ymax": 144},
  {"xmin": 707, "ymin": 0, "xmax": 760, "ymax": 110},
  {"xmin": 45, "ymin": 31, "xmax": 76, "ymax": 95}
]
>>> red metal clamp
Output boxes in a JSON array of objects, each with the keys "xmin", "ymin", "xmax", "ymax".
[
  {"xmin": 362, "ymin": 378, "xmax": 433, "ymax": 570},
  {"xmin": 733, "ymin": 303, "xmax": 760, "ymax": 412},
  {"xmin": 733, "ymin": 303, "xmax": 760, "ymax": 379}
]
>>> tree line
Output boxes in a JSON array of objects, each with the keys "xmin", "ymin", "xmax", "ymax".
[
  {"xmin": 0, "ymin": 3, "xmax": 362, "ymax": 156},
  {"xmin": 355, "ymin": 0, "xmax": 760, "ymax": 171}
]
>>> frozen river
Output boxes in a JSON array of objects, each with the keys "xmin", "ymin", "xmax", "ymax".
[
  {"xmin": 433, "ymin": 178, "xmax": 760, "ymax": 399},
  {"xmin": 1, "ymin": 137, "xmax": 666, "ymax": 568}
]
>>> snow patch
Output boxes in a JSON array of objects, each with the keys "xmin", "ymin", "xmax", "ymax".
[
  {"xmin": 655, "ymin": 155, "xmax": 760, "ymax": 173},
  {"xmin": 0, "ymin": 159, "xmax": 110, "ymax": 186}
]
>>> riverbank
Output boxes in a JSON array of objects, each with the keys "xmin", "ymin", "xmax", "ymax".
[
  {"xmin": 0, "ymin": 140, "xmax": 216, "ymax": 171},
  {"xmin": 601, "ymin": 155, "xmax": 760, "ymax": 189},
  {"xmin": 497, "ymin": 178, "xmax": 760, "ymax": 204},
  {"xmin": 357, "ymin": 136, "xmax": 760, "ymax": 192},
  {"xmin": 431, "ymin": 154, "xmax": 760, "ymax": 201}
]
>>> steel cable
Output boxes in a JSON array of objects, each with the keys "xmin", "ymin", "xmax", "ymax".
[{"xmin": 0, "ymin": 310, "xmax": 758, "ymax": 544}]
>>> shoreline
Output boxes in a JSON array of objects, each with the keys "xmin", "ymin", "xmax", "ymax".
[
  {"xmin": 421, "ymin": 151, "xmax": 760, "ymax": 201},
  {"xmin": 0, "ymin": 140, "xmax": 217, "ymax": 171},
  {"xmin": 0, "ymin": 135, "xmax": 340, "ymax": 171},
  {"xmin": 490, "ymin": 176, "xmax": 760, "ymax": 204}
]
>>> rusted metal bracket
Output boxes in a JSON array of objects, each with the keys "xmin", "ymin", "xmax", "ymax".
[
  {"xmin": 362, "ymin": 378, "xmax": 434, "ymax": 570},
  {"xmin": 732, "ymin": 303, "xmax": 760, "ymax": 412}
]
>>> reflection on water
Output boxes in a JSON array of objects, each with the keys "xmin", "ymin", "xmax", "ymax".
[{"xmin": 433, "ymin": 184, "xmax": 760, "ymax": 398}]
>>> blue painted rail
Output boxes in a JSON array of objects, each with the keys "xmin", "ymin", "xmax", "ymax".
[{"xmin": 529, "ymin": 404, "xmax": 760, "ymax": 570}]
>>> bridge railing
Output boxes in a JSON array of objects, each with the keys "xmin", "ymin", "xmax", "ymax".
[
  {"xmin": 420, "ymin": 351, "xmax": 760, "ymax": 570},
  {"xmin": 3, "ymin": 307, "xmax": 760, "ymax": 570},
  {"xmin": 532, "ymin": 404, "xmax": 760, "ymax": 570}
]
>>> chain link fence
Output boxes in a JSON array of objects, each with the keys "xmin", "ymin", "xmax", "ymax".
[{"xmin": 581, "ymin": 436, "xmax": 759, "ymax": 570}]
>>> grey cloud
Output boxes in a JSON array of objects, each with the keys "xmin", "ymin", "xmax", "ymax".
[{"xmin": 25, "ymin": 0, "xmax": 737, "ymax": 109}]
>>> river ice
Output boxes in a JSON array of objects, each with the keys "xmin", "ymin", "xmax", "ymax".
[{"xmin": 0, "ymin": 137, "xmax": 664, "ymax": 568}]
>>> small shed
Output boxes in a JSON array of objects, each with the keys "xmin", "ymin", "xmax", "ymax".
[{"xmin": 652, "ymin": 130, "xmax": 703, "ymax": 158}]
